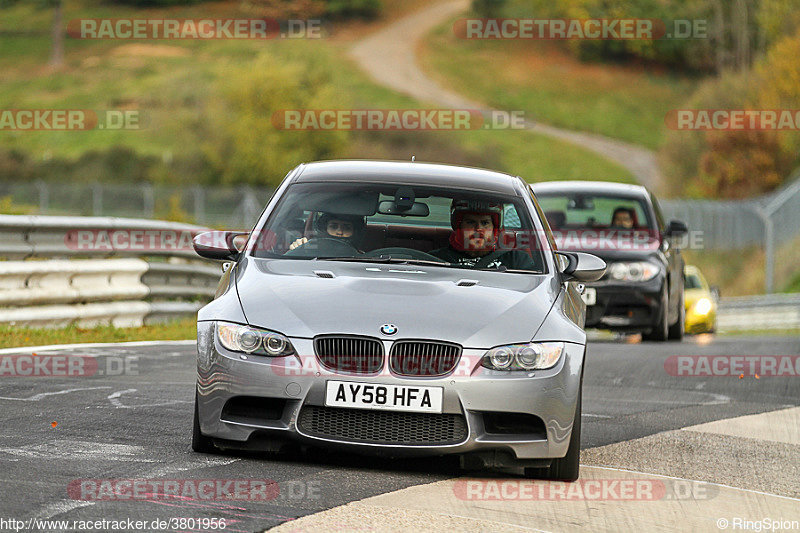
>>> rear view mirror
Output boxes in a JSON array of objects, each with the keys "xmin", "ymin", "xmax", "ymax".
[
  {"xmin": 377, "ymin": 200, "xmax": 430, "ymax": 217},
  {"xmin": 556, "ymin": 251, "xmax": 606, "ymax": 282}
]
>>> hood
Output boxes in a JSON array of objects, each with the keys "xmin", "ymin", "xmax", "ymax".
[{"xmin": 235, "ymin": 257, "xmax": 558, "ymax": 348}]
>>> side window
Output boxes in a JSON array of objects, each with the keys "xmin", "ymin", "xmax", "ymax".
[{"xmin": 503, "ymin": 205, "xmax": 522, "ymax": 229}]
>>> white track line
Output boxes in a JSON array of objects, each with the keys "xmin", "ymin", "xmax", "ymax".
[{"xmin": 0, "ymin": 339, "xmax": 195, "ymax": 355}]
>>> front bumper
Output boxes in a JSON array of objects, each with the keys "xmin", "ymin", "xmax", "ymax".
[
  {"xmin": 685, "ymin": 307, "xmax": 716, "ymax": 334},
  {"xmin": 195, "ymin": 321, "xmax": 584, "ymax": 465},
  {"xmin": 584, "ymin": 277, "xmax": 663, "ymax": 331}
]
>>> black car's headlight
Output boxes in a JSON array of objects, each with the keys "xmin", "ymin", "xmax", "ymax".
[
  {"xmin": 607, "ymin": 261, "xmax": 659, "ymax": 282},
  {"xmin": 216, "ymin": 322, "xmax": 295, "ymax": 356},
  {"xmin": 481, "ymin": 342, "xmax": 564, "ymax": 371}
]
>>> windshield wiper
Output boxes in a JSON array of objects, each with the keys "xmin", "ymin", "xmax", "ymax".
[
  {"xmin": 317, "ymin": 256, "xmax": 451, "ymax": 267},
  {"xmin": 475, "ymin": 267, "xmax": 543, "ymax": 274}
]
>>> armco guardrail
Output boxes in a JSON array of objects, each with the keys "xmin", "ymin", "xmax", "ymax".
[
  {"xmin": 717, "ymin": 293, "xmax": 800, "ymax": 332},
  {"xmin": 0, "ymin": 215, "xmax": 220, "ymax": 327}
]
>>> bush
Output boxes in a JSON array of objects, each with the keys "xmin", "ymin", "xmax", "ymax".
[
  {"xmin": 325, "ymin": 0, "xmax": 381, "ymax": 19},
  {"xmin": 204, "ymin": 46, "xmax": 349, "ymax": 186},
  {"xmin": 661, "ymin": 29, "xmax": 800, "ymax": 198},
  {"xmin": 104, "ymin": 0, "xmax": 202, "ymax": 5},
  {"xmin": 471, "ymin": 0, "xmax": 507, "ymax": 18}
]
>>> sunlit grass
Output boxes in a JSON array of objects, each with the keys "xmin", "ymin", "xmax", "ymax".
[
  {"xmin": 420, "ymin": 16, "xmax": 700, "ymax": 150},
  {"xmin": 0, "ymin": 318, "xmax": 197, "ymax": 349}
]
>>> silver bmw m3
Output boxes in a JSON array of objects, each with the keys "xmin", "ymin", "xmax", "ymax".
[{"xmin": 192, "ymin": 160, "xmax": 605, "ymax": 480}]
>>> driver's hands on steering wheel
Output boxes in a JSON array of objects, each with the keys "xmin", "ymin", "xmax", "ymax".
[{"xmin": 288, "ymin": 237, "xmax": 309, "ymax": 250}]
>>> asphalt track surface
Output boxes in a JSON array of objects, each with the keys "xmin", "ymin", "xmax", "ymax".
[{"xmin": 0, "ymin": 335, "xmax": 797, "ymax": 532}]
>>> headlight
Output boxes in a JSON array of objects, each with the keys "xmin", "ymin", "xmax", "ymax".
[
  {"xmin": 608, "ymin": 261, "xmax": 659, "ymax": 282},
  {"xmin": 216, "ymin": 322, "xmax": 295, "ymax": 356},
  {"xmin": 482, "ymin": 342, "xmax": 564, "ymax": 371},
  {"xmin": 694, "ymin": 297, "xmax": 713, "ymax": 316}
]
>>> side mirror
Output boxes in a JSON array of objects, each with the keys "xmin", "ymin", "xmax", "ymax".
[
  {"xmin": 710, "ymin": 285, "xmax": 720, "ymax": 301},
  {"xmin": 556, "ymin": 251, "xmax": 606, "ymax": 282},
  {"xmin": 193, "ymin": 231, "xmax": 248, "ymax": 261},
  {"xmin": 664, "ymin": 219, "xmax": 688, "ymax": 237}
]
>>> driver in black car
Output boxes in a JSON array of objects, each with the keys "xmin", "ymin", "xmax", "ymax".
[
  {"xmin": 288, "ymin": 212, "xmax": 366, "ymax": 252},
  {"xmin": 430, "ymin": 199, "xmax": 539, "ymax": 270}
]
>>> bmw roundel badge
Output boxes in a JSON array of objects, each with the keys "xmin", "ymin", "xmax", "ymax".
[{"xmin": 380, "ymin": 324, "xmax": 398, "ymax": 336}]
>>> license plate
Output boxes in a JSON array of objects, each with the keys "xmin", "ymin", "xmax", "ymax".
[
  {"xmin": 581, "ymin": 287, "xmax": 597, "ymax": 306},
  {"xmin": 325, "ymin": 380, "xmax": 443, "ymax": 413}
]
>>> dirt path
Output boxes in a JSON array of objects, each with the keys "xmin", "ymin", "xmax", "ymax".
[{"xmin": 349, "ymin": 0, "xmax": 663, "ymax": 190}]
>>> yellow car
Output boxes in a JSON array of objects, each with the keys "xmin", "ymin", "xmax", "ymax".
[{"xmin": 684, "ymin": 265, "xmax": 717, "ymax": 334}]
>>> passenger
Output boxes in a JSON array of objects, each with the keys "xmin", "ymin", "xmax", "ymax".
[{"xmin": 289, "ymin": 213, "xmax": 366, "ymax": 251}]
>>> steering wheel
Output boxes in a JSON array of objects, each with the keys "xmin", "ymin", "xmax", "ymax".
[
  {"xmin": 283, "ymin": 237, "xmax": 361, "ymax": 257},
  {"xmin": 363, "ymin": 247, "xmax": 446, "ymax": 262}
]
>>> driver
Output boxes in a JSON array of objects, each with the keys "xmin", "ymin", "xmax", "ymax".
[
  {"xmin": 288, "ymin": 212, "xmax": 366, "ymax": 251},
  {"xmin": 430, "ymin": 199, "xmax": 538, "ymax": 270},
  {"xmin": 611, "ymin": 207, "xmax": 635, "ymax": 229}
]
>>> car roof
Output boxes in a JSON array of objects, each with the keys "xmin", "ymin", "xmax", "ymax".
[
  {"xmin": 292, "ymin": 160, "xmax": 521, "ymax": 195},
  {"xmin": 532, "ymin": 180, "xmax": 648, "ymax": 197},
  {"xmin": 685, "ymin": 265, "xmax": 701, "ymax": 275}
]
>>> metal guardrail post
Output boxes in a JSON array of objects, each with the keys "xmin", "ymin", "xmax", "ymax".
[
  {"xmin": 143, "ymin": 184, "xmax": 155, "ymax": 219},
  {"xmin": 35, "ymin": 181, "xmax": 49, "ymax": 214},
  {"xmin": 92, "ymin": 183, "xmax": 103, "ymax": 216}
]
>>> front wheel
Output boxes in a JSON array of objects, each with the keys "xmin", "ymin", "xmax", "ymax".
[{"xmin": 668, "ymin": 289, "xmax": 685, "ymax": 341}]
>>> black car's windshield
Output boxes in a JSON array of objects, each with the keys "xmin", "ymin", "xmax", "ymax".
[
  {"xmin": 250, "ymin": 181, "xmax": 547, "ymax": 273},
  {"xmin": 536, "ymin": 193, "xmax": 655, "ymax": 231}
]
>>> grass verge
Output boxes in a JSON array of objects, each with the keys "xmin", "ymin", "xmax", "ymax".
[
  {"xmin": 0, "ymin": 318, "xmax": 196, "ymax": 349},
  {"xmin": 420, "ymin": 15, "xmax": 699, "ymax": 150}
]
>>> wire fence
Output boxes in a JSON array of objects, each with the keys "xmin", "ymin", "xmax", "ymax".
[
  {"xmin": 0, "ymin": 181, "xmax": 271, "ymax": 229},
  {"xmin": 2, "ymin": 171, "xmax": 799, "ymax": 291}
]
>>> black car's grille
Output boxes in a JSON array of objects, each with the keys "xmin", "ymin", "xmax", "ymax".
[
  {"xmin": 389, "ymin": 341, "xmax": 462, "ymax": 376},
  {"xmin": 297, "ymin": 405, "xmax": 468, "ymax": 445},
  {"xmin": 314, "ymin": 336, "xmax": 384, "ymax": 374}
]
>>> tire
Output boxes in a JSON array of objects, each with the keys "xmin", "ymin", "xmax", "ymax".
[
  {"xmin": 667, "ymin": 288, "xmax": 685, "ymax": 341},
  {"xmin": 642, "ymin": 286, "xmax": 668, "ymax": 342},
  {"xmin": 192, "ymin": 391, "xmax": 218, "ymax": 454},
  {"xmin": 526, "ymin": 387, "xmax": 581, "ymax": 482}
]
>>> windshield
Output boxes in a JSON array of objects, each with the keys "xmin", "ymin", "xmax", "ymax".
[
  {"xmin": 249, "ymin": 181, "xmax": 547, "ymax": 273},
  {"xmin": 685, "ymin": 273, "xmax": 704, "ymax": 289},
  {"xmin": 536, "ymin": 193, "xmax": 655, "ymax": 231}
]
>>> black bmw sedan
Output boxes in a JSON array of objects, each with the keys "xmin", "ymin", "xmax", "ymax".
[{"xmin": 532, "ymin": 181, "xmax": 687, "ymax": 341}]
